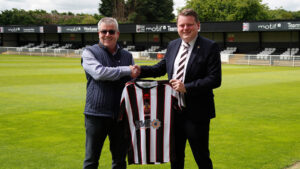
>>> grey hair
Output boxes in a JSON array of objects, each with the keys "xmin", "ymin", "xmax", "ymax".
[{"xmin": 98, "ymin": 17, "xmax": 119, "ymax": 32}]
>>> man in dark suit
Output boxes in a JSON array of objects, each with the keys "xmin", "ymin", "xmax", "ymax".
[{"xmin": 135, "ymin": 9, "xmax": 221, "ymax": 169}]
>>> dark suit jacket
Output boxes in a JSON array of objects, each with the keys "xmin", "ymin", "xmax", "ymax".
[{"xmin": 140, "ymin": 36, "xmax": 222, "ymax": 121}]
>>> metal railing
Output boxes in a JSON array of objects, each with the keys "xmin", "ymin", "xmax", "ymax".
[
  {"xmin": 1, "ymin": 47, "xmax": 300, "ymax": 67},
  {"xmin": 226, "ymin": 54, "xmax": 300, "ymax": 67},
  {"xmin": 0, "ymin": 47, "xmax": 83, "ymax": 57}
]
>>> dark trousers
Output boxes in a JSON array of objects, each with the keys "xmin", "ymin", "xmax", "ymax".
[
  {"xmin": 83, "ymin": 115, "xmax": 127, "ymax": 169},
  {"xmin": 171, "ymin": 113, "xmax": 212, "ymax": 169}
]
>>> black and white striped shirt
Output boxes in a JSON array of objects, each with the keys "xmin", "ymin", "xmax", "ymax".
[{"xmin": 120, "ymin": 80, "xmax": 180, "ymax": 165}]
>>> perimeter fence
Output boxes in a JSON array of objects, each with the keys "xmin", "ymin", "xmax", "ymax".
[{"xmin": 1, "ymin": 47, "xmax": 300, "ymax": 67}]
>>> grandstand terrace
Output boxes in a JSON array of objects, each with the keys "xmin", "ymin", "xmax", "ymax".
[{"xmin": 1, "ymin": 20, "xmax": 300, "ymax": 66}]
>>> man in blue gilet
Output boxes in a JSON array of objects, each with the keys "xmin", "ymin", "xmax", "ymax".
[{"xmin": 81, "ymin": 17, "xmax": 139, "ymax": 169}]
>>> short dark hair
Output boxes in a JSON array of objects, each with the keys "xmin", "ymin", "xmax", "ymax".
[{"xmin": 177, "ymin": 8, "xmax": 199, "ymax": 23}]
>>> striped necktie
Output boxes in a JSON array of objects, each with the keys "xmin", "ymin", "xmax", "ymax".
[{"xmin": 176, "ymin": 43, "xmax": 190, "ymax": 81}]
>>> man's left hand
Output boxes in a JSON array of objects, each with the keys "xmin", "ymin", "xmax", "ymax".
[{"xmin": 169, "ymin": 79, "xmax": 186, "ymax": 93}]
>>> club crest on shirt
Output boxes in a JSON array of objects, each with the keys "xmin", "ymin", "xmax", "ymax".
[
  {"xmin": 143, "ymin": 93, "xmax": 151, "ymax": 115},
  {"xmin": 144, "ymin": 102, "xmax": 150, "ymax": 115}
]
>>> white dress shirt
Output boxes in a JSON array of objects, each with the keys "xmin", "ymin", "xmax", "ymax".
[
  {"xmin": 172, "ymin": 36, "xmax": 198, "ymax": 107},
  {"xmin": 172, "ymin": 36, "xmax": 198, "ymax": 82}
]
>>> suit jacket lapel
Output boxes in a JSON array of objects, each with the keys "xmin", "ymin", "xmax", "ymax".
[
  {"xmin": 168, "ymin": 40, "xmax": 181, "ymax": 79},
  {"xmin": 186, "ymin": 36, "xmax": 202, "ymax": 76}
]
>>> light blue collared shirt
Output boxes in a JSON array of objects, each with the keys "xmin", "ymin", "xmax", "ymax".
[{"xmin": 81, "ymin": 46, "xmax": 133, "ymax": 81}]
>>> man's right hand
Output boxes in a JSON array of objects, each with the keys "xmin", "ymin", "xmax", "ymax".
[{"xmin": 130, "ymin": 65, "xmax": 141, "ymax": 78}]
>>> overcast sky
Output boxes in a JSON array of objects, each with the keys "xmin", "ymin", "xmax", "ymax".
[{"xmin": 0, "ymin": 0, "xmax": 299, "ymax": 15}]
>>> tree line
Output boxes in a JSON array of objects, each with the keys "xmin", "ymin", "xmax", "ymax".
[
  {"xmin": 0, "ymin": 9, "xmax": 102, "ymax": 25},
  {"xmin": 98, "ymin": 0, "xmax": 175, "ymax": 23},
  {"xmin": 0, "ymin": 0, "xmax": 299, "ymax": 25},
  {"xmin": 184, "ymin": 0, "xmax": 300, "ymax": 22}
]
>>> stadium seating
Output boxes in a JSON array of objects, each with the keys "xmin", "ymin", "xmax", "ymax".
[
  {"xmin": 158, "ymin": 48, "xmax": 167, "ymax": 53},
  {"xmin": 44, "ymin": 43, "xmax": 59, "ymax": 49},
  {"xmin": 74, "ymin": 45, "xmax": 90, "ymax": 55},
  {"xmin": 57, "ymin": 43, "xmax": 73, "ymax": 49},
  {"xmin": 34, "ymin": 43, "xmax": 47, "ymax": 48},
  {"xmin": 256, "ymin": 48, "xmax": 276, "ymax": 59},
  {"xmin": 21, "ymin": 43, "xmax": 35, "ymax": 48},
  {"xmin": 123, "ymin": 45, "xmax": 135, "ymax": 51},
  {"xmin": 221, "ymin": 47, "xmax": 237, "ymax": 54},
  {"xmin": 145, "ymin": 45, "xmax": 160, "ymax": 52},
  {"xmin": 280, "ymin": 48, "xmax": 299, "ymax": 60},
  {"xmin": 16, "ymin": 43, "xmax": 36, "ymax": 52}
]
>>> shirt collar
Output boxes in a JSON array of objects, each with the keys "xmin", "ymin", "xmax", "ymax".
[
  {"xmin": 182, "ymin": 35, "xmax": 198, "ymax": 49},
  {"xmin": 98, "ymin": 42, "xmax": 120, "ymax": 55}
]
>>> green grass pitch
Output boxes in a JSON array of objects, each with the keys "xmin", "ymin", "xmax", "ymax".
[{"xmin": 0, "ymin": 54, "xmax": 300, "ymax": 169}]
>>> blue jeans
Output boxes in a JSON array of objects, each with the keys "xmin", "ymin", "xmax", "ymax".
[{"xmin": 83, "ymin": 115, "xmax": 127, "ymax": 169}]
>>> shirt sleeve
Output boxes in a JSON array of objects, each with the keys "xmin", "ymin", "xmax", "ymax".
[{"xmin": 82, "ymin": 49, "xmax": 132, "ymax": 81}]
